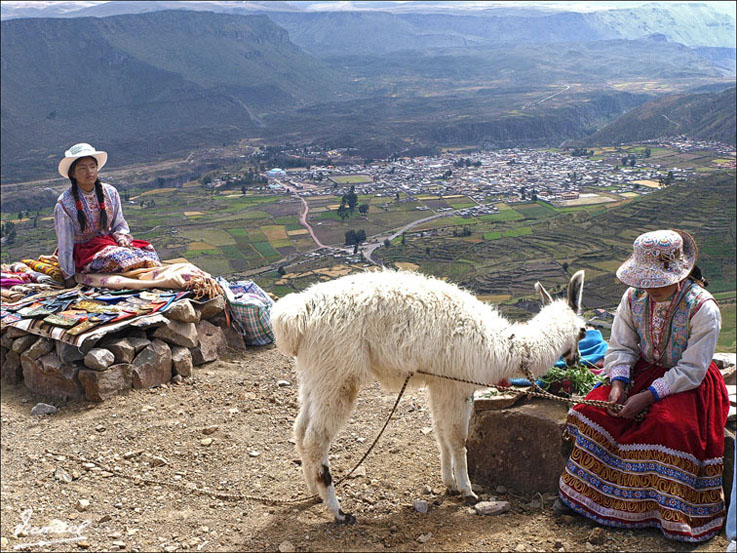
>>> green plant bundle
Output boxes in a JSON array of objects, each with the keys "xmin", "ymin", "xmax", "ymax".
[{"xmin": 539, "ymin": 363, "xmax": 606, "ymax": 398}]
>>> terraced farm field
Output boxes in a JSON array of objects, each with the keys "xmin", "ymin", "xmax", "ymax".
[{"xmin": 376, "ymin": 172, "xmax": 736, "ymax": 316}]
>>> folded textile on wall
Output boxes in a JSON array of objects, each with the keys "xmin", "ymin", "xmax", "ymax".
[{"xmin": 75, "ymin": 262, "xmax": 222, "ymax": 299}]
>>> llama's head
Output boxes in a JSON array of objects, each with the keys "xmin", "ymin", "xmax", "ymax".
[{"xmin": 534, "ymin": 270, "xmax": 587, "ymax": 367}]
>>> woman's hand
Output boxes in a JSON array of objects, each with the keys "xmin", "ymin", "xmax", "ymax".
[
  {"xmin": 617, "ymin": 390, "xmax": 655, "ymax": 419},
  {"xmin": 63, "ymin": 277, "xmax": 77, "ymax": 289},
  {"xmin": 606, "ymin": 380, "xmax": 627, "ymax": 416}
]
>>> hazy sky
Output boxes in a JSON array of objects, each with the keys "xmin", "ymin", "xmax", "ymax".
[{"xmin": 2, "ymin": 0, "xmax": 736, "ymax": 18}]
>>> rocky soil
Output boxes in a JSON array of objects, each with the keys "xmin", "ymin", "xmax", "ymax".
[{"xmin": 0, "ymin": 346, "xmax": 731, "ymax": 552}]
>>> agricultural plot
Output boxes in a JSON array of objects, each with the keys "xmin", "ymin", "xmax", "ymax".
[{"xmin": 330, "ymin": 174, "xmax": 373, "ymax": 184}]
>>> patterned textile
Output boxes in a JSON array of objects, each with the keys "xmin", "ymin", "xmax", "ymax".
[
  {"xmin": 559, "ymin": 359, "xmax": 729, "ymax": 542},
  {"xmin": 616, "ymin": 229, "xmax": 697, "ymax": 289},
  {"xmin": 21, "ymin": 259, "xmax": 65, "ymax": 282},
  {"xmin": 72, "ymin": 235, "xmax": 160, "ymax": 275},
  {"xmin": 629, "ymin": 282, "xmax": 714, "ymax": 367},
  {"xmin": 219, "ymin": 278, "xmax": 274, "ymax": 346},
  {"xmin": 76, "ymin": 263, "xmax": 222, "ymax": 300}
]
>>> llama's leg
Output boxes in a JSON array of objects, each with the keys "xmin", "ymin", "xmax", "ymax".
[
  {"xmin": 294, "ymin": 400, "xmax": 318, "ymax": 495},
  {"xmin": 301, "ymin": 376, "xmax": 360, "ymax": 523},
  {"xmin": 428, "ymin": 383, "xmax": 478, "ymax": 502},
  {"xmin": 427, "ymin": 383, "xmax": 457, "ymax": 492}
]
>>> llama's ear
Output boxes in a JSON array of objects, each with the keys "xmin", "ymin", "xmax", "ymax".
[
  {"xmin": 535, "ymin": 281, "xmax": 553, "ymax": 306},
  {"xmin": 567, "ymin": 270, "xmax": 585, "ymax": 314}
]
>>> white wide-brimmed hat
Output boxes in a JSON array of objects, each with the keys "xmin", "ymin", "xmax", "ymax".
[
  {"xmin": 616, "ymin": 229, "xmax": 698, "ymax": 289},
  {"xmin": 58, "ymin": 143, "xmax": 108, "ymax": 178}
]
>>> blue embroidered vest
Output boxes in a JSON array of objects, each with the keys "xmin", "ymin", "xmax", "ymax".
[{"xmin": 629, "ymin": 281, "xmax": 714, "ymax": 368}]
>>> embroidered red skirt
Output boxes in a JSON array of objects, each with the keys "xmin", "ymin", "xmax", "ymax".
[
  {"xmin": 73, "ymin": 235, "xmax": 160, "ymax": 274},
  {"xmin": 559, "ymin": 359, "xmax": 729, "ymax": 542}
]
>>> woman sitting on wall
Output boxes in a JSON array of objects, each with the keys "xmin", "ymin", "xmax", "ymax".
[{"xmin": 54, "ymin": 143, "xmax": 161, "ymax": 288}]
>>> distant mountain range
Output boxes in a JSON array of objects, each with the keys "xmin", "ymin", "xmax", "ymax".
[
  {"xmin": 2, "ymin": 1, "xmax": 735, "ymax": 49},
  {"xmin": 585, "ymin": 87, "xmax": 737, "ymax": 145},
  {"xmin": 0, "ymin": 10, "xmax": 351, "ymax": 182},
  {"xmin": 1, "ymin": 3, "xmax": 735, "ymax": 185}
]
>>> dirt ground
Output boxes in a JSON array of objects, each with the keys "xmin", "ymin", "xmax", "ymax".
[{"xmin": 0, "ymin": 346, "xmax": 731, "ymax": 552}]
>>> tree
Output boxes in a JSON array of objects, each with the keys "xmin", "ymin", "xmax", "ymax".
[
  {"xmin": 645, "ymin": 147, "xmax": 651, "ymax": 158},
  {"xmin": 241, "ymin": 185, "xmax": 247, "ymax": 195},
  {"xmin": 665, "ymin": 171, "xmax": 674, "ymax": 186},
  {"xmin": 277, "ymin": 266, "xmax": 286, "ymax": 276},
  {"xmin": 345, "ymin": 186, "xmax": 358, "ymax": 211},
  {"xmin": 383, "ymin": 239, "xmax": 391, "ymax": 248},
  {"xmin": 401, "ymin": 234, "xmax": 406, "ymax": 246},
  {"xmin": 395, "ymin": 192, "xmax": 400, "ymax": 201},
  {"xmin": 337, "ymin": 202, "xmax": 351, "ymax": 221},
  {"xmin": 17, "ymin": 212, "xmax": 22, "ymax": 220},
  {"xmin": 425, "ymin": 246, "xmax": 431, "ymax": 255},
  {"xmin": 562, "ymin": 262, "xmax": 569, "ymax": 273},
  {"xmin": 358, "ymin": 204, "xmax": 369, "ymax": 215}
]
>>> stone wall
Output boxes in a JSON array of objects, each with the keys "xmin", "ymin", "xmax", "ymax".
[{"xmin": 0, "ymin": 295, "xmax": 247, "ymax": 402}]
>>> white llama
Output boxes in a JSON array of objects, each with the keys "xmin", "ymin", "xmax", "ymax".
[{"xmin": 271, "ymin": 269, "xmax": 586, "ymax": 523}]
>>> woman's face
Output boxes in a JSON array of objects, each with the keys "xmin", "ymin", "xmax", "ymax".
[
  {"xmin": 644, "ymin": 283, "xmax": 678, "ymax": 302},
  {"xmin": 72, "ymin": 157, "xmax": 98, "ymax": 190}
]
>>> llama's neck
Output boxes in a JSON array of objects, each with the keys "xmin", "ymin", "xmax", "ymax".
[{"xmin": 505, "ymin": 302, "xmax": 573, "ymax": 379}]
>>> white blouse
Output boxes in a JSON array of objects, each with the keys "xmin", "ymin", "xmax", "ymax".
[{"xmin": 604, "ymin": 289, "xmax": 721, "ymax": 399}]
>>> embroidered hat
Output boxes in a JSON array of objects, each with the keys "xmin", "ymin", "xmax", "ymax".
[
  {"xmin": 616, "ymin": 229, "xmax": 698, "ymax": 289},
  {"xmin": 58, "ymin": 143, "xmax": 108, "ymax": 178}
]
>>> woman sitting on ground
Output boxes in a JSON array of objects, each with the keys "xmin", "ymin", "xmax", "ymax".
[
  {"xmin": 54, "ymin": 143, "xmax": 161, "ymax": 288},
  {"xmin": 555, "ymin": 229, "xmax": 729, "ymax": 542}
]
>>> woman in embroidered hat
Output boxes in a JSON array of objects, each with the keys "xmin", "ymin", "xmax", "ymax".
[
  {"xmin": 53, "ymin": 143, "xmax": 161, "ymax": 287},
  {"xmin": 555, "ymin": 229, "xmax": 729, "ymax": 543}
]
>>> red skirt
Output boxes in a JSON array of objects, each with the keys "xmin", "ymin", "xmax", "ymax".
[
  {"xmin": 559, "ymin": 359, "xmax": 729, "ymax": 542},
  {"xmin": 73, "ymin": 235, "xmax": 160, "ymax": 274}
]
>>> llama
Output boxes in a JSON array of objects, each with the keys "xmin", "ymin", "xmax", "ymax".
[{"xmin": 271, "ymin": 269, "xmax": 586, "ymax": 523}]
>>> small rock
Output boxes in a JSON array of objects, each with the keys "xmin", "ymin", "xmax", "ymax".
[
  {"xmin": 123, "ymin": 450, "xmax": 143, "ymax": 460},
  {"xmin": 248, "ymin": 450, "xmax": 259, "ymax": 457},
  {"xmin": 495, "ymin": 485, "xmax": 507, "ymax": 494},
  {"xmin": 202, "ymin": 425, "xmax": 218, "ymax": 435},
  {"xmin": 423, "ymin": 484, "xmax": 433, "ymax": 494},
  {"xmin": 559, "ymin": 515, "xmax": 576, "ymax": 524},
  {"xmin": 474, "ymin": 500, "xmax": 510, "ymax": 516},
  {"xmin": 76, "ymin": 499, "xmax": 90, "ymax": 512},
  {"xmin": 200, "ymin": 438, "xmax": 213, "ymax": 447},
  {"xmin": 413, "ymin": 500, "xmax": 429, "ymax": 514},
  {"xmin": 526, "ymin": 499, "xmax": 541, "ymax": 509},
  {"xmin": 112, "ymin": 540, "xmax": 126, "ymax": 549},
  {"xmin": 1, "ymin": 537, "xmax": 8, "ymax": 550},
  {"xmin": 420, "ymin": 426, "xmax": 433, "ymax": 435},
  {"xmin": 84, "ymin": 348, "xmax": 115, "ymax": 371},
  {"xmin": 54, "ymin": 467, "xmax": 73, "ymax": 483},
  {"xmin": 417, "ymin": 533, "xmax": 432, "ymax": 543},
  {"xmin": 171, "ymin": 374, "xmax": 183, "ymax": 383},
  {"xmin": 277, "ymin": 380, "xmax": 291, "ymax": 387},
  {"xmin": 95, "ymin": 424, "xmax": 106, "ymax": 433},
  {"xmin": 77, "ymin": 540, "xmax": 90, "ymax": 549},
  {"xmin": 164, "ymin": 545, "xmax": 178, "ymax": 553},
  {"xmin": 99, "ymin": 514, "xmax": 112, "ymax": 523},
  {"xmin": 349, "ymin": 466, "xmax": 366, "ymax": 478},
  {"xmin": 278, "ymin": 541, "xmax": 296, "ymax": 553},
  {"xmin": 587, "ymin": 527, "xmax": 606, "ymax": 545},
  {"xmin": 32, "ymin": 402, "xmax": 57, "ymax": 416},
  {"xmin": 150, "ymin": 456, "xmax": 167, "ymax": 467},
  {"xmin": 515, "ymin": 544, "xmax": 527, "ymax": 552}
]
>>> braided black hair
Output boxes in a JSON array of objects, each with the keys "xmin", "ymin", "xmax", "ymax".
[
  {"xmin": 689, "ymin": 264, "xmax": 709, "ymax": 288},
  {"xmin": 68, "ymin": 157, "xmax": 108, "ymax": 232}
]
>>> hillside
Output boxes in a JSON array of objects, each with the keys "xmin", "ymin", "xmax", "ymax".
[
  {"xmin": 376, "ymin": 172, "xmax": 736, "ymax": 309},
  {"xmin": 585, "ymin": 88, "xmax": 737, "ymax": 146},
  {"xmin": 0, "ymin": 10, "xmax": 350, "ymax": 183}
]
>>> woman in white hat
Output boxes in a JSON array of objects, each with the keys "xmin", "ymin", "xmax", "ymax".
[
  {"xmin": 53, "ymin": 143, "xmax": 161, "ymax": 287},
  {"xmin": 555, "ymin": 229, "xmax": 729, "ymax": 542}
]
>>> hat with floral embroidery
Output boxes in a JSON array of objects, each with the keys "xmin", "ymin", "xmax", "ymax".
[{"xmin": 616, "ymin": 229, "xmax": 698, "ymax": 289}]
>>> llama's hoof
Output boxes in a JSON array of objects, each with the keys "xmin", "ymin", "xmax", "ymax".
[
  {"xmin": 336, "ymin": 510, "xmax": 356, "ymax": 524},
  {"xmin": 463, "ymin": 493, "xmax": 480, "ymax": 505}
]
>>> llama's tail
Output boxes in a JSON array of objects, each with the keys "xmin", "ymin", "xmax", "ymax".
[{"xmin": 270, "ymin": 292, "xmax": 309, "ymax": 357}]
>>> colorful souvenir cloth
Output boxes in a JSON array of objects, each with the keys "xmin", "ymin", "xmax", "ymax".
[
  {"xmin": 72, "ymin": 235, "xmax": 160, "ymax": 275},
  {"xmin": 559, "ymin": 358, "xmax": 729, "ymax": 542},
  {"xmin": 21, "ymin": 259, "xmax": 65, "ymax": 282},
  {"xmin": 75, "ymin": 262, "xmax": 222, "ymax": 299}
]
